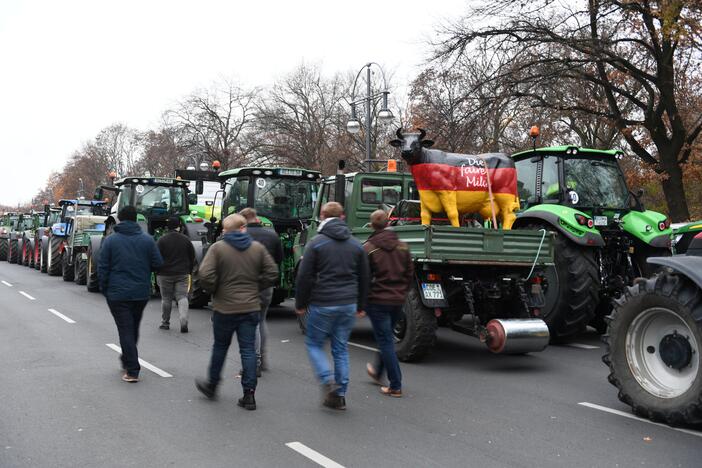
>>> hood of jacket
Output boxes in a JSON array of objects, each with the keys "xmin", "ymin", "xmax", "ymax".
[
  {"xmin": 114, "ymin": 220, "xmax": 143, "ymax": 236},
  {"xmin": 223, "ymin": 231, "xmax": 252, "ymax": 251},
  {"xmin": 368, "ymin": 228, "xmax": 400, "ymax": 251},
  {"xmin": 319, "ymin": 217, "xmax": 351, "ymax": 241}
]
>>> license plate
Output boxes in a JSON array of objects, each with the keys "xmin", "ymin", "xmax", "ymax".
[
  {"xmin": 421, "ymin": 283, "xmax": 444, "ymax": 300},
  {"xmin": 594, "ymin": 216, "xmax": 608, "ymax": 226}
]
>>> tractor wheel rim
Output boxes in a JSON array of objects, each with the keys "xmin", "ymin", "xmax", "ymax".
[{"xmin": 625, "ymin": 306, "xmax": 699, "ymax": 398}]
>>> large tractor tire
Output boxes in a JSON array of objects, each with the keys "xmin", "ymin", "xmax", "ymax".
[
  {"xmin": 25, "ymin": 240, "xmax": 34, "ymax": 267},
  {"xmin": 86, "ymin": 244, "xmax": 100, "ymax": 292},
  {"xmin": 0, "ymin": 238, "xmax": 7, "ymax": 261},
  {"xmin": 62, "ymin": 252, "xmax": 75, "ymax": 282},
  {"xmin": 395, "ymin": 286, "xmax": 438, "ymax": 362},
  {"xmin": 603, "ymin": 273, "xmax": 702, "ymax": 426},
  {"xmin": 47, "ymin": 237, "xmax": 63, "ymax": 276},
  {"xmin": 39, "ymin": 239, "xmax": 48, "ymax": 273},
  {"xmin": 33, "ymin": 241, "xmax": 41, "ymax": 270},
  {"xmin": 8, "ymin": 239, "xmax": 19, "ymax": 264},
  {"xmin": 521, "ymin": 225, "xmax": 599, "ymax": 340},
  {"xmin": 74, "ymin": 257, "xmax": 87, "ymax": 285}
]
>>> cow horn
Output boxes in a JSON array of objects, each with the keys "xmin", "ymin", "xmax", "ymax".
[
  {"xmin": 396, "ymin": 128, "xmax": 403, "ymax": 139},
  {"xmin": 418, "ymin": 128, "xmax": 426, "ymax": 140}
]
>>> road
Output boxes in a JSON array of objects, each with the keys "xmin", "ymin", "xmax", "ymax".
[{"xmin": 1, "ymin": 261, "xmax": 701, "ymax": 468}]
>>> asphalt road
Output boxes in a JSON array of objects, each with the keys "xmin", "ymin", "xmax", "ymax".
[{"xmin": 1, "ymin": 261, "xmax": 701, "ymax": 468}]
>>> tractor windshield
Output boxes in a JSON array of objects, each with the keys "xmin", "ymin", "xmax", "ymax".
[
  {"xmin": 563, "ymin": 157, "xmax": 629, "ymax": 209},
  {"xmin": 252, "ymin": 177, "xmax": 317, "ymax": 220},
  {"xmin": 120, "ymin": 184, "xmax": 187, "ymax": 217}
]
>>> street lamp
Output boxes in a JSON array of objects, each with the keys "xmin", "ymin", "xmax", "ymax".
[{"xmin": 346, "ymin": 62, "xmax": 394, "ymax": 171}]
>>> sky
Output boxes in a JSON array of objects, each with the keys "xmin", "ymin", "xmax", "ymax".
[{"xmin": 0, "ymin": 0, "xmax": 467, "ymax": 206}]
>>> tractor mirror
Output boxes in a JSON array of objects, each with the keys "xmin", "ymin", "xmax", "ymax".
[
  {"xmin": 187, "ymin": 193, "xmax": 198, "ymax": 205},
  {"xmin": 636, "ymin": 188, "xmax": 644, "ymax": 198},
  {"xmin": 196, "ymin": 180, "xmax": 204, "ymax": 195}
]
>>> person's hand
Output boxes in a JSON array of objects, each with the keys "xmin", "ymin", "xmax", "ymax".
[
  {"xmin": 356, "ymin": 310, "xmax": 366, "ymax": 318},
  {"xmin": 295, "ymin": 308, "xmax": 306, "ymax": 316}
]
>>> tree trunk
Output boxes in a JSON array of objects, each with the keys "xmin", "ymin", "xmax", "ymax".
[{"xmin": 658, "ymin": 152, "xmax": 690, "ymax": 222}]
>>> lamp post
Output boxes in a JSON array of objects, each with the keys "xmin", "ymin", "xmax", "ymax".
[{"xmin": 346, "ymin": 62, "xmax": 394, "ymax": 172}]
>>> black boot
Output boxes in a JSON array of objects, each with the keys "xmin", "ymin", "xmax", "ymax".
[
  {"xmin": 322, "ymin": 384, "xmax": 345, "ymax": 410},
  {"xmin": 238, "ymin": 390, "xmax": 256, "ymax": 410},
  {"xmin": 195, "ymin": 379, "xmax": 217, "ymax": 400}
]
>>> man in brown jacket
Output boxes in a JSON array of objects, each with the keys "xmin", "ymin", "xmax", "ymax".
[
  {"xmin": 195, "ymin": 214, "xmax": 278, "ymax": 410},
  {"xmin": 364, "ymin": 210, "xmax": 413, "ymax": 397}
]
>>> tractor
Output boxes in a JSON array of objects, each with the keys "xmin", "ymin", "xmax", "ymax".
[
  {"xmin": 4, "ymin": 213, "xmax": 34, "ymax": 264},
  {"xmin": 0, "ymin": 213, "xmax": 20, "ymax": 261},
  {"xmin": 511, "ymin": 145, "xmax": 672, "ymax": 340},
  {"xmin": 17, "ymin": 212, "xmax": 43, "ymax": 267},
  {"xmin": 30, "ymin": 206, "xmax": 61, "ymax": 271},
  {"xmin": 44, "ymin": 200, "xmax": 108, "ymax": 280}
]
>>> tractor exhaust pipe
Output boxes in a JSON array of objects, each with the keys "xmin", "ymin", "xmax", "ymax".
[{"xmin": 480, "ymin": 318, "xmax": 550, "ymax": 354}]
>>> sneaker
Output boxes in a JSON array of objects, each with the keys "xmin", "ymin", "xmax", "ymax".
[
  {"xmin": 366, "ymin": 363, "xmax": 383, "ymax": 385},
  {"xmin": 322, "ymin": 383, "xmax": 345, "ymax": 410},
  {"xmin": 380, "ymin": 386, "xmax": 402, "ymax": 398},
  {"xmin": 159, "ymin": 323, "xmax": 169, "ymax": 330},
  {"xmin": 180, "ymin": 323, "xmax": 188, "ymax": 333},
  {"xmin": 237, "ymin": 391, "xmax": 256, "ymax": 410},
  {"xmin": 195, "ymin": 378, "xmax": 217, "ymax": 399},
  {"xmin": 122, "ymin": 373, "xmax": 139, "ymax": 383}
]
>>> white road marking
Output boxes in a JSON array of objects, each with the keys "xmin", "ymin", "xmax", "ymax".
[
  {"xmin": 348, "ymin": 341, "xmax": 379, "ymax": 352},
  {"xmin": 565, "ymin": 343, "xmax": 600, "ymax": 349},
  {"xmin": 19, "ymin": 291, "xmax": 35, "ymax": 300},
  {"xmin": 105, "ymin": 343, "xmax": 173, "ymax": 378},
  {"xmin": 285, "ymin": 442, "xmax": 345, "ymax": 468},
  {"xmin": 579, "ymin": 402, "xmax": 702, "ymax": 438},
  {"xmin": 48, "ymin": 308, "xmax": 75, "ymax": 324},
  {"xmin": 1, "ymin": 280, "xmax": 12, "ymax": 287}
]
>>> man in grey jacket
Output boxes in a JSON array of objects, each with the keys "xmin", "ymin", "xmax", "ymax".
[
  {"xmin": 195, "ymin": 214, "xmax": 278, "ymax": 410},
  {"xmin": 295, "ymin": 202, "xmax": 369, "ymax": 410}
]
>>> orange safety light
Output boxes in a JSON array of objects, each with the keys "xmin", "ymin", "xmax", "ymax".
[
  {"xmin": 529, "ymin": 126, "xmax": 540, "ymax": 138},
  {"xmin": 108, "ymin": 171, "xmax": 117, "ymax": 179},
  {"xmin": 176, "ymin": 176, "xmax": 182, "ymax": 180},
  {"xmin": 387, "ymin": 159, "xmax": 397, "ymax": 172},
  {"xmin": 212, "ymin": 160, "xmax": 221, "ymax": 170}
]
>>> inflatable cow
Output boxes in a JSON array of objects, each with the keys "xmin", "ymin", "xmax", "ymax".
[{"xmin": 389, "ymin": 129, "xmax": 519, "ymax": 229}]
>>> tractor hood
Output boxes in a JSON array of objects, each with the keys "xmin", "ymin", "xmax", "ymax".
[{"xmin": 620, "ymin": 210, "xmax": 671, "ymax": 248}]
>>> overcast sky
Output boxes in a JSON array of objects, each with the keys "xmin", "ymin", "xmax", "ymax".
[{"xmin": 0, "ymin": 0, "xmax": 467, "ymax": 205}]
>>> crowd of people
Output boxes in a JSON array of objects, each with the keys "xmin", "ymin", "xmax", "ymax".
[{"xmin": 97, "ymin": 201, "xmax": 413, "ymax": 411}]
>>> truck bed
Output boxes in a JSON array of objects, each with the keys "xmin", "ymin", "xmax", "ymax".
[{"xmin": 353, "ymin": 225, "xmax": 554, "ymax": 267}]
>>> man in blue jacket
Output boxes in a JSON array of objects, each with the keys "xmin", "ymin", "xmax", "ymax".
[{"xmin": 98, "ymin": 206, "xmax": 163, "ymax": 382}]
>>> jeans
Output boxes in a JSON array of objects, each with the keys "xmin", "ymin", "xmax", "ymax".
[
  {"xmin": 304, "ymin": 303, "xmax": 356, "ymax": 396},
  {"xmin": 255, "ymin": 287, "xmax": 274, "ymax": 366},
  {"xmin": 366, "ymin": 304, "xmax": 403, "ymax": 391},
  {"xmin": 107, "ymin": 300, "xmax": 149, "ymax": 378},
  {"xmin": 208, "ymin": 311, "xmax": 260, "ymax": 392},
  {"xmin": 157, "ymin": 274, "xmax": 189, "ymax": 326}
]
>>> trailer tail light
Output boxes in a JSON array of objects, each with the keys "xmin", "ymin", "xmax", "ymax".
[
  {"xmin": 575, "ymin": 214, "xmax": 594, "ymax": 228},
  {"xmin": 193, "ymin": 217, "xmax": 204, "ymax": 223},
  {"xmin": 426, "ymin": 273, "xmax": 441, "ymax": 282},
  {"xmin": 658, "ymin": 219, "xmax": 670, "ymax": 231}
]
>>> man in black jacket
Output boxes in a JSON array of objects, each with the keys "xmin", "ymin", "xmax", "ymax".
[
  {"xmin": 240, "ymin": 208, "xmax": 282, "ymax": 372},
  {"xmin": 295, "ymin": 202, "xmax": 369, "ymax": 410},
  {"xmin": 156, "ymin": 217, "xmax": 196, "ymax": 333}
]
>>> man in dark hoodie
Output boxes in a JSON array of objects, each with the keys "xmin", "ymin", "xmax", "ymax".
[
  {"xmin": 156, "ymin": 217, "xmax": 196, "ymax": 333},
  {"xmin": 195, "ymin": 213, "xmax": 278, "ymax": 410},
  {"xmin": 239, "ymin": 208, "xmax": 282, "ymax": 372},
  {"xmin": 98, "ymin": 205, "xmax": 163, "ymax": 383},
  {"xmin": 295, "ymin": 202, "xmax": 370, "ymax": 410},
  {"xmin": 363, "ymin": 210, "xmax": 413, "ymax": 397}
]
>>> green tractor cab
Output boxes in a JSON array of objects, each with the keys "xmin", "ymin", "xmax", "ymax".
[{"xmin": 511, "ymin": 145, "xmax": 672, "ymax": 339}]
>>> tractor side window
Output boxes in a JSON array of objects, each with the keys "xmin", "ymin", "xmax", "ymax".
[
  {"xmin": 361, "ymin": 179, "xmax": 401, "ymax": 206},
  {"xmin": 319, "ymin": 182, "xmax": 335, "ymax": 208},
  {"xmin": 515, "ymin": 158, "xmax": 537, "ymax": 207},
  {"xmin": 224, "ymin": 178, "xmax": 249, "ymax": 216},
  {"xmin": 542, "ymin": 156, "xmax": 560, "ymax": 203}
]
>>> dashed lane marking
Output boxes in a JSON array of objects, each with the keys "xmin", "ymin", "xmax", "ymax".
[
  {"xmin": 579, "ymin": 402, "xmax": 702, "ymax": 438},
  {"xmin": 1, "ymin": 280, "xmax": 12, "ymax": 287},
  {"xmin": 106, "ymin": 344, "xmax": 173, "ymax": 378},
  {"xmin": 565, "ymin": 343, "xmax": 600, "ymax": 350},
  {"xmin": 285, "ymin": 442, "xmax": 345, "ymax": 468},
  {"xmin": 48, "ymin": 308, "xmax": 76, "ymax": 324},
  {"xmin": 348, "ymin": 341, "xmax": 379, "ymax": 352},
  {"xmin": 19, "ymin": 291, "xmax": 36, "ymax": 300}
]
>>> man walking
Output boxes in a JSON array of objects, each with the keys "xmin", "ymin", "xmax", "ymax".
[
  {"xmin": 156, "ymin": 216, "xmax": 196, "ymax": 333},
  {"xmin": 195, "ymin": 214, "xmax": 278, "ymax": 410},
  {"xmin": 363, "ymin": 210, "xmax": 413, "ymax": 397},
  {"xmin": 295, "ymin": 202, "xmax": 369, "ymax": 410},
  {"xmin": 98, "ymin": 206, "xmax": 163, "ymax": 383},
  {"xmin": 239, "ymin": 208, "xmax": 283, "ymax": 373}
]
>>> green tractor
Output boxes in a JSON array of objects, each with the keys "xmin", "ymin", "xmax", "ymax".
[
  {"xmin": 190, "ymin": 166, "xmax": 322, "ymax": 306},
  {"xmin": 29, "ymin": 206, "xmax": 61, "ymax": 270},
  {"xmin": 0, "ymin": 212, "xmax": 21, "ymax": 261},
  {"xmin": 6, "ymin": 213, "xmax": 35, "ymax": 265},
  {"xmin": 511, "ymin": 145, "xmax": 672, "ymax": 339},
  {"xmin": 85, "ymin": 176, "xmax": 207, "ymax": 300},
  {"xmin": 17, "ymin": 212, "xmax": 43, "ymax": 267}
]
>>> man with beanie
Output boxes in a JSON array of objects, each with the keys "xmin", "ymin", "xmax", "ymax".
[
  {"xmin": 98, "ymin": 205, "xmax": 163, "ymax": 383},
  {"xmin": 295, "ymin": 202, "xmax": 369, "ymax": 410},
  {"xmin": 239, "ymin": 207, "xmax": 283, "ymax": 373},
  {"xmin": 195, "ymin": 213, "xmax": 278, "ymax": 410},
  {"xmin": 363, "ymin": 210, "xmax": 413, "ymax": 397},
  {"xmin": 156, "ymin": 217, "xmax": 196, "ymax": 332}
]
